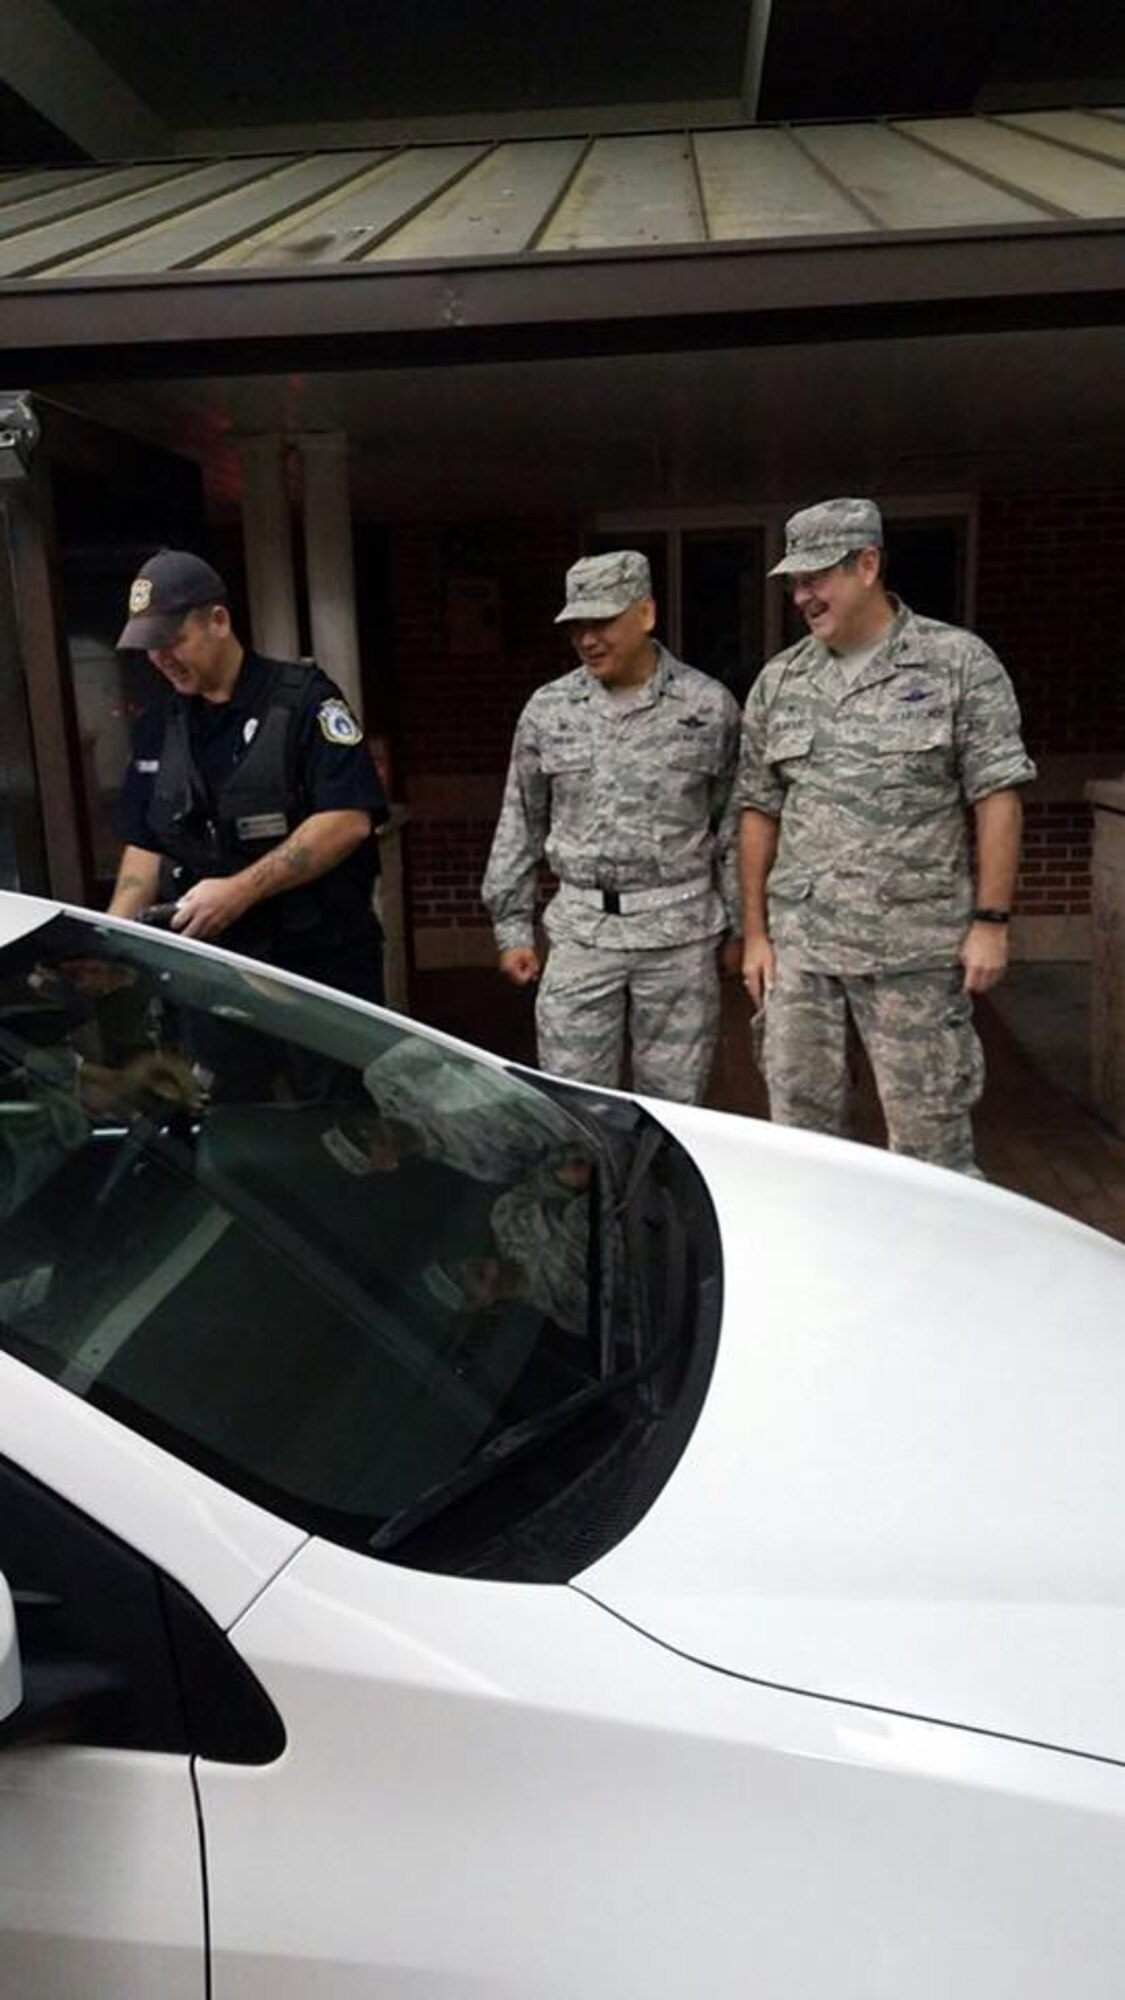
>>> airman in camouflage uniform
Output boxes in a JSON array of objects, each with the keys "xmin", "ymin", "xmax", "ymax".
[
  {"xmin": 358, "ymin": 1036, "xmax": 579, "ymax": 1182},
  {"xmin": 739, "ymin": 497, "xmax": 1036, "ymax": 1175},
  {"xmin": 482, "ymin": 551, "xmax": 741, "ymax": 1103},
  {"xmin": 422, "ymin": 1160, "xmax": 594, "ymax": 1337},
  {"xmin": 488, "ymin": 1159, "xmax": 591, "ymax": 1335}
]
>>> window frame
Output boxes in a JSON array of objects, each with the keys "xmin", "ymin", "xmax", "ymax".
[{"xmin": 589, "ymin": 494, "xmax": 977, "ymax": 674}]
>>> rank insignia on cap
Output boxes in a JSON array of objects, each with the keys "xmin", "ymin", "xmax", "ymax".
[
  {"xmin": 317, "ymin": 698, "xmax": 363, "ymax": 745},
  {"xmin": 129, "ymin": 577, "xmax": 153, "ymax": 614}
]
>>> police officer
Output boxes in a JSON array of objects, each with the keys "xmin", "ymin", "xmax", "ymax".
[
  {"xmin": 482, "ymin": 550, "xmax": 741, "ymax": 1103},
  {"xmin": 109, "ymin": 549, "xmax": 388, "ymax": 1001},
  {"xmin": 738, "ymin": 497, "xmax": 1037, "ymax": 1175}
]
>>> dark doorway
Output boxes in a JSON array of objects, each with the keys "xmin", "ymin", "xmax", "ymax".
[
  {"xmin": 681, "ymin": 529, "xmax": 764, "ymax": 705},
  {"xmin": 884, "ymin": 516, "xmax": 967, "ymax": 625},
  {"xmin": 48, "ymin": 422, "xmax": 206, "ymax": 901}
]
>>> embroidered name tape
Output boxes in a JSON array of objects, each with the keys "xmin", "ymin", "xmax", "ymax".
[{"xmin": 235, "ymin": 812, "xmax": 289, "ymax": 840}]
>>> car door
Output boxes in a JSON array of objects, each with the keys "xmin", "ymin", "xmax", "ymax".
[
  {"xmin": 0, "ymin": 893, "xmax": 722, "ymax": 1994},
  {"xmin": 0, "ymin": 1451, "xmax": 208, "ymax": 2000},
  {"xmin": 0, "ymin": 1355, "xmax": 304, "ymax": 2000}
]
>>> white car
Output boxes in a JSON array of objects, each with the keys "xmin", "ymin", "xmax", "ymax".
[{"xmin": 1, "ymin": 888, "xmax": 1123, "ymax": 1999}]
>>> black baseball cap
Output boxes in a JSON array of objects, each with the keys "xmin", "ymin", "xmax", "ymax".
[{"xmin": 117, "ymin": 548, "xmax": 228, "ymax": 650}]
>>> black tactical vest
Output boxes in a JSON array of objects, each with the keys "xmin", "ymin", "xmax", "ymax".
[{"xmin": 146, "ymin": 659, "xmax": 376, "ymax": 955}]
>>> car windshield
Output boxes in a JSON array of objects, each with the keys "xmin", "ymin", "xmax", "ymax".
[{"xmin": 0, "ymin": 908, "xmax": 720, "ymax": 1580}]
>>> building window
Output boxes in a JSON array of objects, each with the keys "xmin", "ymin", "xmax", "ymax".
[
  {"xmin": 587, "ymin": 526, "xmax": 764, "ymax": 704},
  {"xmin": 594, "ymin": 509, "xmax": 969, "ymax": 698},
  {"xmin": 680, "ymin": 529, "xmax": 764, "ymax": 706}
]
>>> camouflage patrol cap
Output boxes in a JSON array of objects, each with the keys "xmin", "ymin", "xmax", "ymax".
[
  {"xmin": 769, "ymin": 498, "xmax": 884, "ymax": 576},
  {"xmin": 554, "ymin": 549, "xmax": 653, "ymax": 623}
]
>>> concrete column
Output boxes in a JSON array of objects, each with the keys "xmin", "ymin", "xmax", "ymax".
[
  {"xmin": 0, "ymin": 497, "xmax": 51, "ymax": 893},
  {"xmin": 297, "ymin": 432, "xmax": 410, "ymax": 1012},
  {"xmin": 296, "ymin": 432, "xmax": 363, "ymax": 718},
  {"xmin": 1087, "ymin": 775, "xmax": 1125, "ymax": 1135},
  {"xmin": 4, "ymin": 466, "xmax": 84, "ymax": 901},
  {"xmin": 236, "ymin": 435, "xmax": 300, "ymax": 660}
]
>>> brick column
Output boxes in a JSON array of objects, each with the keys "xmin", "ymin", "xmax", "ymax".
[{"xmin": 1087, "ymin": 776, "xmax": 1125, "ymax": 1134}]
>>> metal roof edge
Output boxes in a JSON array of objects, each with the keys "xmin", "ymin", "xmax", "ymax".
[
  {"xmin": 0, "ymin": 221, "xmax": 1122, "ymax": 382},
  {"xmin": 2, "ymin": 207, "xmax": 1123, "ymax": 289}
]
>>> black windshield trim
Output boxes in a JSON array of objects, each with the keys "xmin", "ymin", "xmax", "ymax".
[{"xmin": 368, "ymin": 1336, "xmax": 673, "ymax": 1555}]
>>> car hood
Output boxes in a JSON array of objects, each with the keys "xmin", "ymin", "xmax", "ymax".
[{"xmin": 579, "ymin": 1105, "xmax": 1125, "ymax": 1765}]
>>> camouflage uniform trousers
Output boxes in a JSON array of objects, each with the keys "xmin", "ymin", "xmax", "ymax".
[
  {"xmin": 759, "ymin": 950, "xmax": 985, "ymax": 1175},
  {"xmin": 536, "ymin": 936, "xmax": 720, "ymax": 1104}
]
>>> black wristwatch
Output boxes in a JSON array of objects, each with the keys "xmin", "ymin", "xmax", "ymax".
[{"xmin": 972, "ymin": 908, "xmax": 1010, "ymax": 925}]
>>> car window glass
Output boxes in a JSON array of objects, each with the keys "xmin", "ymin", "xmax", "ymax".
[{"xmin": 0, "ymin": 911, "xmax": 719, "ymax": 1579}]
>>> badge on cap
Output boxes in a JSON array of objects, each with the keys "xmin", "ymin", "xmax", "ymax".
[
  {"xmin": 129, "ymin": 578, "xmax": 154, "ymax": 614},
  {"xmin": 317, "ymin": 698, "xmax": 363, "ymax": 746}
]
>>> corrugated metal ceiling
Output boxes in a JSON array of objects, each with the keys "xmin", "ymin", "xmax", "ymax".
[{"xmin": 0, "ymin": 107, "xmax": 1122, "ymax": 283}]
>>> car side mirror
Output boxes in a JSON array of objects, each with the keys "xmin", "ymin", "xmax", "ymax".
[{"xmin": 0, "ymin": 1573, "xmax": 23, "ymax": 1725}]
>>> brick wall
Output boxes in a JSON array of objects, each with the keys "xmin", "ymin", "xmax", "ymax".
[
  {"xmin": 404, "ymin": 816, "xmax": 498, "ymax": 929},
  {"xmin": 390, "ymin": 493, "xmax": 1125, "ymax": 959},
  {"xmin": 392, "ymin": 518, "xmax": 579, "ymax": 955},
  {"xmin": 1018, "ymin": 802, "xmax": 1093, "ymax": 919},
  {"xmin": 394, "ymin": 519, "xmax": 580, "ymax": 775},
  {"xmin": 976, "ymin": 490, "xmax": 1125, "ymax": 758},
  {"xmin": 976, "ymin": 488, "xmax": 1125, "ymax": 931}
]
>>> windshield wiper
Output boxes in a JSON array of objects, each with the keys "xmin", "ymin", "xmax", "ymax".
[{"xmin": 368, "ymin": 1336, "xmax": 671, "ymax": 1556}]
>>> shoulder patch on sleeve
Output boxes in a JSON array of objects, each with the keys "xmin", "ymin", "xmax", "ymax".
[{"xmin": 317, "ymin": 697, "xmax": 363, "ymax": 746}]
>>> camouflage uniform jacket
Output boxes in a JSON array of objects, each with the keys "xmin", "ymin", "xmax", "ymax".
[
  {"xmin": 482, "ymin": 642, "xmax": 741, "ymax": 953},
  {"xmin": 490, "ymin": 1163, "xmax": 591, "ymax": 1337},
  {"xmin": 737, "ymin": 601, "xmax": 1037, "ymax": 975},
  {"xmin": 362, "ymin": 1038, "xmax": 580, "ymax": 1184}
]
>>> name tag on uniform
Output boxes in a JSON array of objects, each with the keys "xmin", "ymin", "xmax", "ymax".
[{"xmin": 235, "ymin": 812, "xmax": 289, "ymax": 840}]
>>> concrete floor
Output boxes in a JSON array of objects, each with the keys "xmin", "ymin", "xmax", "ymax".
[
  {"xmin": 412, "ymin": 961, "xmax": 1125, "ymax": 1247},
  {"xmin": 987, "ymin": 962, "xmax": 1092, "ymax": 1108}
]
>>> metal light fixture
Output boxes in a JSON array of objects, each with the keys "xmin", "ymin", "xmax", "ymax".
[{"xmin": 0, "ymin": 394, "xmax": 39, "ymax": 482}]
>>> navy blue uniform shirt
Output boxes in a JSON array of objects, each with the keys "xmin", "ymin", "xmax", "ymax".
[
  {"xmin": 117, "ymin": 651, "xmax": 389, "ymax": 850},
  {"xmin": 115, "ymin": 653, "xmax": 392, "ymax": 1006}
]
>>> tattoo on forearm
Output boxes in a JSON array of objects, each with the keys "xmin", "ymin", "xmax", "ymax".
[
  {"xmin": 279, "ymin": 834, "xmax": 312, "ymax": 881},
  {"xmin": 254, "ymin": 832, "xmax": 313, "ymax": 891},
  {"xmin": 238, "ymin": 814, "xmax": 363, "ymax": 906},
  {"xmin": 116, "ymin": 872, "xmax": 150, "ymax": 896}
]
